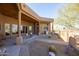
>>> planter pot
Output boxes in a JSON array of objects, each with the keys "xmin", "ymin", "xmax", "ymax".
[{"xmin": 48, "ymin": 51, "xmax": 56, "ymax": 56}]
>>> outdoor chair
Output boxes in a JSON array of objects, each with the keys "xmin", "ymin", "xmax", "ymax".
[{"xmin": 0, "ymin": 48, "xmax": 8, "ymax": 56}]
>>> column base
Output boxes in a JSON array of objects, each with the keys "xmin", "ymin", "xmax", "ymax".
[{"xmin": 16, "ymin": 36, "xmax": 23, "ymax": 45}]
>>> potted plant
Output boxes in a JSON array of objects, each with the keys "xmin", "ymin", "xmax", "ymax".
[
  {"xmin": 48, "ymin": 46, "xmax": 57, "ymax": 56},
  {"xmin": 48, "ymin": 35, "xmax": 51, "ymax": 38}
]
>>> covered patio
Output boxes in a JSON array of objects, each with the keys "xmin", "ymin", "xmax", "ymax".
[{"xmin": 0, "ymin": 3, "xmax": 40, "ymax": 46}]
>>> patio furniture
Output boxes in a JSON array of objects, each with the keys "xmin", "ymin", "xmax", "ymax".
[
  {"xmin": 0, "ymin": 48, "xmax": 8, "ymax": 56},
  {"xmin": 26, "ymin": 33, "xmax": 28, "ymax": 36}
]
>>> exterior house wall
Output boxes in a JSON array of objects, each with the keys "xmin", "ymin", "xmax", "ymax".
[
  {"xmin": 21, "ymin": 4, "xmax": 40, "ymax": 21},
  {"xmin": 0, "ymin": 3, "xmax": 54, "ymax": 45},
  {"xmin": 39, "ymin": 23, "xmax": 48, "ymax": 34},
  {"xmin": 48, "ymin": 22, "xmax": 53, "ymax": 33},
  {"xmin": 39, "ymin": 17, "xmax": 53, "ymax": 35},
  {"xmin": 0, "ymin": 13, "xmax": 34, "ymax": 25},
  {"xmin": 0, "ymin": 13, "xmax": 18, "ymax": 24},
  {"xmin": 0, "ymin": 13, "xmax": 34, "ymax": 36},
  {"xmin": 39, "ymin": 22, "xmax": 53, "ymax": 34}
]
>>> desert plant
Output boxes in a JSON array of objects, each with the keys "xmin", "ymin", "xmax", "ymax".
[{"xmin": 48, "ymin": 46, "xmax": 57, "ymax": 54}]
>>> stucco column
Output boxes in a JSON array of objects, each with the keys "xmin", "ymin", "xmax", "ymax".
[
  {"xmin": 39, "ymin": 23, "xmax": 41, "ymax": 35},
  {"xmin": 48, "ymin": 22, "xmax": 53, "ymax": 33},
  {"xmin": 1, "ymin": 24, "xmax": 5, "ymax": 36},
  {"xmin": 35, "ymin": 23, "xmax": 39, "ymax": 35},
  {"xmin": 18, "ymin": 11, "xmax": 21, "ymax": 37},
  {"xmin": 32, "ymin": 23, "xmax": 35, "ymax": 34},
  {"xmin": 16, "ymin": 11, "xmax": 23, "ymax": 45}
]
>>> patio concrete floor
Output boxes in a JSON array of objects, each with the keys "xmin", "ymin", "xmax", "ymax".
[
  {"xmin": 25, "ymin": 34, "xmax": 68, "ymax": 56},
  {"xmin": 0, "ymin": 34, "xmax": 69, "ymax": 56}
]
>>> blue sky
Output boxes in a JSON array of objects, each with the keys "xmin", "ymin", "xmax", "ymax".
[{"xmin": 26, "ymin": 3, "xmax": 65, "ymax": 19}]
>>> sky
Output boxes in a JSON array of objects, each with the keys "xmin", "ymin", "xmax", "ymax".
[{"xmin": 26, "ymin": 3, "xmax": 65, "ymax": 19}]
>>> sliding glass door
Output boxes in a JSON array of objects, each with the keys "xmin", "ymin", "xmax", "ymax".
[{"xmin": 5, "ymin": 24, "xmax": 10, "ymax": 36}]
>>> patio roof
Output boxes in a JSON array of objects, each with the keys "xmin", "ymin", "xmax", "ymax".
[
  {"xmin": 20, "ymin": 3, "xmax": 54, "ymax": 23},
  {"xmin": 0, "ymin": 3, "xmax": 39, "ymax": 23},
  {"xmin": 20, "ymin": 3, "xmax": 40, "ymax": 22},
  {"xmin": 39, "ymin": 17, "xmax": 54, "ymax": 23},
  {"xmin": 0, "ymin": 3, "xmax": 18, "ymax": 19},
  {"xmin": 0, "ymin": 3, "xmax": 54, "ymax": 23}
]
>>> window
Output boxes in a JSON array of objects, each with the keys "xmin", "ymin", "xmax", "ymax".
[
  {"xmin": 12, "ymin": 24, "xmax": 18, "ymax": 34},
  {"xmin": 29, "ymin": 26, "xmax": 32, "ymax": 31},
  {"xmin": 20, "ymin": 25, "xmax": 23, "ymax": 33},
  {"xmin": 5, "ymin": 24, "xmax": 10, "ymax": 35},
  {"xmin": 44, "ymin": 27, "xmax": 48, "ymax": 31},
  {"xmin": 22, "ymin": 26, "xmax": 25, "ymax": 33},
  {"xmin": 22, "ymin": 26, "xmax": 27, "ymax": 33},
  {"xmin": 20, "ymin": 25, "xmax": 23, "ymax": 31},
  {"xmin": 25, "ymin": 26, "xmax": 27, "ymax": 33},
  {"xmin": 28, "ymin": 26, "xmax": 32, "ymax": 34}
]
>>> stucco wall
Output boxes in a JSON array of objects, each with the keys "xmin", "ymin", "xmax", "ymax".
[
  {"xmin": 0, "ymin": 13, "xmax": 35, "ymax": 35},
  {"xmin": 39, "ymin": 22, "xmax": 53, "ymax": 34},
  {"xmin": 0, "ymin": 13, "xmax": 33, "ymax": 25},
  {"xmin": 39, "ymin": 23, "xmax": 48, "ymax": 34}
]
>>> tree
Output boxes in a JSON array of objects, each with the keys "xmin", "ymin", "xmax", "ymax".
[{"xmin": 54, "ymin": 4, "xmax": 79, "ymax": 29}]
